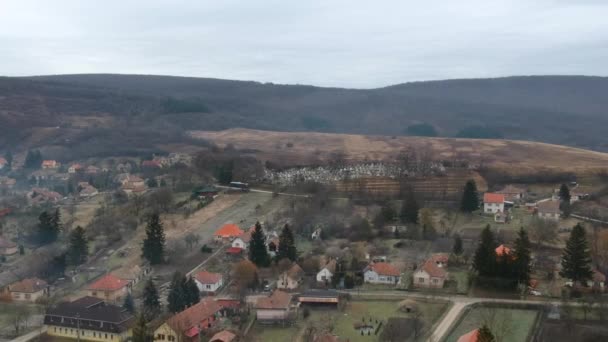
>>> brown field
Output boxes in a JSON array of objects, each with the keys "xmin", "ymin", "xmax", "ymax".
[{"xmin": 190, "ymin": 129, "xmax": 608, "ymax": 173}]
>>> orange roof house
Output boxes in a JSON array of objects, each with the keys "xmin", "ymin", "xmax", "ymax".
[
  {"xmin": 495, "ymin": 244, "xmax": 511, "ymax": 256},
  {"xmin": 86, "ymin": 274, "xmax": 130, "ymax": 302},
  {"xmin": 365, "ymin": 262, "xmax": 400, "ymax": 277},
  {"xmin": 255, "ymin": 290, "xmax": 293, "ymax": 322},
  {"xmin": 41, "ymin": 160, "xmax": 59, "ymax": 169},
  {"xmin": 483, "ymin": 193, "xmax": 505, "ymax": 204},
  {"xmin": 214, "ymin": 224, "xmax": 244, "ymax": 240}
]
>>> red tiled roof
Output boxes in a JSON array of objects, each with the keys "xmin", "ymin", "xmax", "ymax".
[
  {"xmin": 366, "ymin": 262, "xmax": 400, "ymax": 276},
  {"xmin": 286, "ymin": 264, "xmax": 304, "ymax": 279},
  {"xmin": 9, "ymin": 278, "xmax": 47, "ymax": 293},
  {"xmin": 215, "ymin": 224, "xmax": 243, "ymax": 238},
  {"xmin": 421, "ymin": 259, "xmax": 447, "ymax": 278},
  {"xmin": 142, "ymin": 160, "xmax": 162, "ymax": 168},
  {"xmin": 195, "ymin": 271, "xmax": 222, "ymax": 285},
  {"xmin": 483, "ymin": 193, "xmax": 505, "ymax": 204},
  {"xmin": 226, "ymin": 247, "xmax": 243, "ymax": 254},
  {"xmin": 256, "ymin": 290, "xmax": 292, "ymax": 310},
  {"xmin": 457, "ymin": 329, "xmax": 479, "ymax": 342},
  {"xmin": 495, "ymin": 244, "xmax": 511, "ymax": 256},
  {"xmin": 0, "ymin": 208, "xmax": 12, "ymax": 217},
  {"xmin": 0, "ymin": 157, "xmax": 6, "ymax": 166},
  {"xmin": 210, "ymin": 330, "xmax": 236, "ymax": 342},
  {"xmin": 430, "ymin": 253, "xmax": 449, "ymax": 264},
  {"xmin": 87, "ymin": 274, "xmax": 130, "ymax": 291},
  {"xmin": 167, "ymin": 298, "xmax": 221, "ymax": 333}
]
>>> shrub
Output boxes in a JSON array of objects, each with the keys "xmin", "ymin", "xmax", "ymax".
[{"xmin": 200, "ymin": 245, "xmax": 213, "ymax": 253}]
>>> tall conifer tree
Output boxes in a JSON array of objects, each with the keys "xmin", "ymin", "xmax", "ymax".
[
  {"xmin": 560, "ymin": 223, "xmax": 593, "ymax": 285},
  {"xmin": 142, "ymin": 213, "xmax": 165, "ymax": 265}
]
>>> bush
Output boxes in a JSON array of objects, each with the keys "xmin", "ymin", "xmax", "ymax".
[
  {"xmin": 302, "ymin": 307, "xmax": 311, "ymax": 319},
  {"xmin": 200, "ymin": 245, "xmax": 213, "ymax": 253}
]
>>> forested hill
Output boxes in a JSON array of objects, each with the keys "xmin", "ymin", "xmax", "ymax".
[{"xmin": 1, "ymin": 74, "xmax": 608, "ymax": 160}]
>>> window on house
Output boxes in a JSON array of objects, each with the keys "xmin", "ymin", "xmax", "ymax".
[
  {"xmin": 418, "ymin": 277, "xmax": 424, "ymax": 283},
  {"xmin": 25, "ymin": 294, "xmax": 31, "ymax": 299},
  {"xmin": 206, "ymin": 284, "xmax": 211, "ymax": 289},
  {"xmin": 433, "ymin": 278, "xmax": 438, "ymax": 283},
  {"xmin": 168, "ymin": 336, "xmax": 175, "ymax": 341}
]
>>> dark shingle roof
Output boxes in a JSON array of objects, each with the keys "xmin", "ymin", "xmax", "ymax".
[{"xmin": 44, "ymin": 296, "xmax": 134, "ymax": 334}]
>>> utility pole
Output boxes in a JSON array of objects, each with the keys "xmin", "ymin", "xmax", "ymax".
[{"xmin": 76, "ymin": 313, "xmax": 80, "ymax": 342}]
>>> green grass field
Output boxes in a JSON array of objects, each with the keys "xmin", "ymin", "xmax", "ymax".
[
  {"xmin": 250, "ymin": 299, "xmax": 448, "ymax": 342},
  {"xmin": 445, "ymin": 306, "xmax": 539, "ymax": 342}
]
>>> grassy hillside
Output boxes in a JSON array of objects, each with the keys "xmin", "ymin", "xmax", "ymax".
[
  {"xmin": 1, "ymin": 74, "xmax": 608, "ymax": 160},
  {"xmin": 192, "ymin": 128, "xmax": 608, "ymax": 173}
]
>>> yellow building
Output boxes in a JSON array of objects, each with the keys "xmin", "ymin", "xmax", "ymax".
[{"xmin": 45, "ymin": 296, "xmax": 134, "ymax": 342}]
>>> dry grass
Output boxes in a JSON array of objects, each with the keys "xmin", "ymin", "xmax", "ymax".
[{"xmin": 190, "ymin": 129, "xmax": 608, "ymax": 173}]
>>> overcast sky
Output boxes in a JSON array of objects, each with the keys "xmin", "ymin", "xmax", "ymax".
[{"xmin": 1, "ymin": 0, "xmax": 607, "ymax": 88}]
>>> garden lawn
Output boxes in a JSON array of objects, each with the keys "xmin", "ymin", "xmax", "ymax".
[
  {"xmin": 332, "ymin": 300, "xmax": 448, "ymax": 342},
  {"xmin": 445, "ymin": 307, "xmax": 539, "ymax": 342}
]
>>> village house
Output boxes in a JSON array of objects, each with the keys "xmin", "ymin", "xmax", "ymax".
[
  {"xmin": 278, "ymin": 263, "xmax": 304, "ymax": 290},
  {"xmin": 68, "ymin": 163, "xmax": 84, "ymax": 173},
  {"xmin": 0, "ymin": 157, "xmax": 6, "ymax": 169},
  {"xmin": 42, "ymin": 160, "xmax": 60, "ymax": 169},
  {"xmin": 0, "ymin": 237, "xmax": 18, "ymax": 256},
  {"xmin": 483, "ymin": 193, "xmax": 505, "ymax": 214},
  {"xmin": 537, "ymin": 200, "xmax": 560, "ymax": 221},
  {"xmin": 86, "ymin": 274, "xmax": 130, "ymax": 303},
  {"xmin": 44, "ymin": 296, "xmax": 134, "ymax": 342},
  {"xmin": 8, "ymin": 278, "xmax": 48, "ymax": 302},
  {"xmin": 27, "ymin": 187, "xmax": 62, "ymax": 205},
  {"xmin": 311, "ymin": 228, "xmax": 323, "ymax": 240},
  {"xmin": 194, "ymin": 270, "xmax": 224, "ymax": 294},
  {"xmin": 316, "ymin": 259, "xmax": 337, "ymax": 284},
  {"xmin": 413, "ymin": 259, "xmax": 448, "ymax": 289},
  {"xmin": 214, "ymin": 224, "xmax": 244, "ymax": 242},
  {"xmin": 255, "ymin": 290, "xmax": 294, "ymax": 323},
  {"xmin": 153, "ymin": 298, "xmax": 222, "ymax": 341},
  {"xmin": 194, "ymin": 185, "xmax": 220, "ymax": 199},
  {"xmin": 120, "ymin": 175, "xmax": 147, "ymax": 194},
  {"xmin": 570, "ymin": 189, "xmax": 590, "ymax": 203},
  {"xmin": 496, "ymin": 185, "xmax": 526, "ymax": 202},
  {"xmin": 231, "ymin": 229, "xmax": 253, "ymax": 250},
  {"xmin": 363, "ymin": 262, "xmax": 401, "ymax": 285}
]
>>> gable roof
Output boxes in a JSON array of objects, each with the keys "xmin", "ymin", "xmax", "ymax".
[
  {"xmin": 365, "ymin": 262, "xmax": 400, "ymax": 276},
  {"xmin": 497, "ymin": 185, "xmax": 526, "ymax": 195},
  {"xmin": 195, "ymin": 271, "xmax": 222, "ymax": 285},
  {"xmin": 537, "ymin": 200, "xmax": 560, "ymax": 214},
  {"xmin": 483, "ymin": 193, "xmax": 505, "ymax": 204},
  {"xmin": 9, "ymin": 278, "xmax": 48, "ymax": 293},
  {"xmin": 430, "ymin": 253, "xmax": 449, "ymax": 264},
  {"xmin": 87, "ymin": 274, "xmax": 130, "ymax": 291},
  {"xmin": 210, "ymin": 330, "xmax": 237, "ymax": 342},
  {"xmin": 285, "ymin": 263, "xmax": 304, "ymax": 279},
  {"xmin": 255, "ymin": 290, "xmax": 292, "ymax": 310},
  {"xmin": 495, "ymin": 244, "xmax": 511, "ymax": 256},
  {"xmin": 215, "ymin": 224, "xmax": 243, "ymax": 238},
  {"xmin": 167, "ymin": 298, "xmax": 222, "ymax": 333},
  {"xmin": 419, "ymin": 259, "xmax": 447, "ymax": 278}
]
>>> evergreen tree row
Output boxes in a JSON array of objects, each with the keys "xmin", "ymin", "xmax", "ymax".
[{"xmin": 167, "ymin": 272, "xmax": 200, "ymax": 313}]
